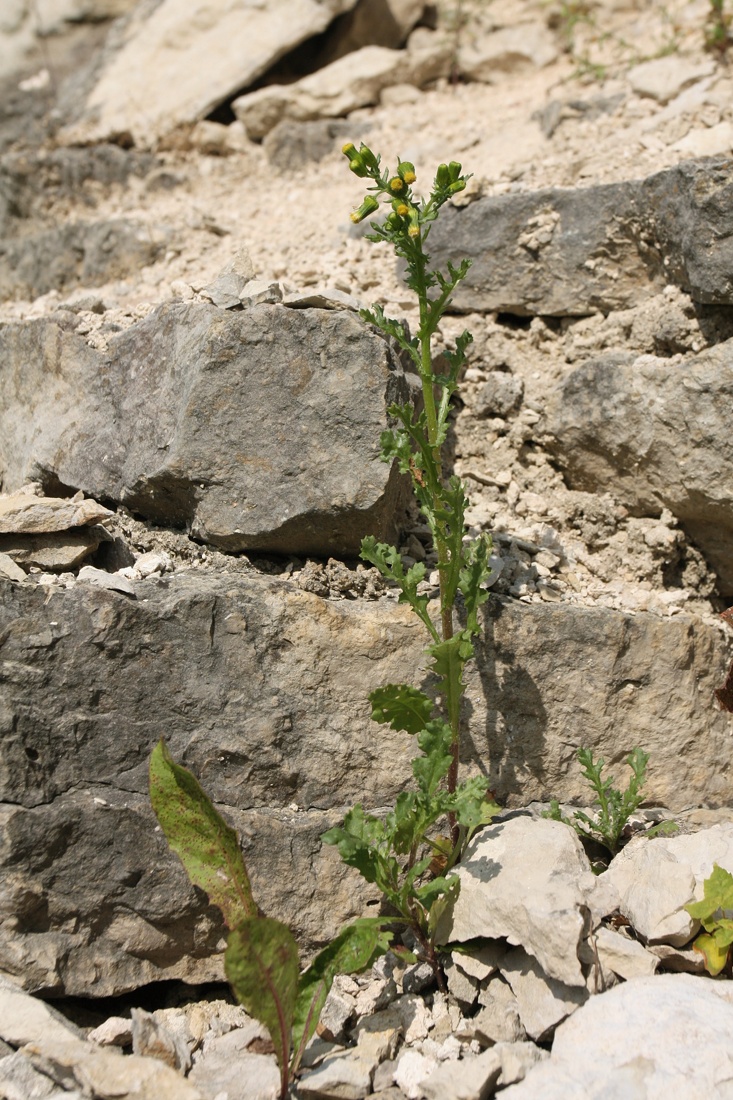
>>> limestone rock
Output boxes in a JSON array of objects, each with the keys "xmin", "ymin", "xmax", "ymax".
[
  {"xmin": 23, "ymin": 1034, "xmax": 205, "ymax": 1100},
  {"xmin": 0, "ymin": 574, "xmax": 731, "ymax": 995},
  {"xmin": 0, "ymin": 1051, "xmax": 62, "ymax": 1100},
  {"xmin": 393, "ymin": 1049, "xmax": 436, "ymax": 1099},
  {"xmin": 189, "ymin": 1031, "xmax": 279, "ymax": 1100},
  {"xmin": 233, "ymin": 33, "xmax": 451, "ymax": 139},
  {"xmin": 427, "ymin": 157, "xmax": 733, "ymax": 315},
  {"xmin": 502, "ymin": 975, "xmax": 733, "ymax": 1098},
  {"xmin": 0, "ymin": 552, "xmax": 26, "ymax": 581},
  {"xmin": 435, "ymin": 817, "xmax": 592, "ymax": 986},
  {"xmin": 297, "ymin": 1048, "xmax": 376, "ymax": 1100},
  {"xmin": 0, "ymin": 494, "xmax": 112, "ymax": 534},
  {"xmin": 627, "ymin": 55, "xmax": 714, "ymax": 104},
  {"xmin": 0, "ymin": 529, "xmax": 106, "ymax": 572},
  {"xmin": 131, "ymin": 1007, "xmax": 190, "ymax": 1073},
  {"xmin": 459, "ymin": 22, "xmax": 559, "ymax": 81},
  {"xmin": 472, "ymin": 976, "xmax": 526, "ymax": 1045},
  {"xmin": 77, "ymin": 565, "xmax": 136, "ymax": 596},
  {"xmin": 604, "ymin": 824, "xmax": 733, "ymax": 946},
  {"xmin": 420, "ymin": 1047, "xmax": 503, "ymax": 1100},
  {"xmin": 499, "ymin": 948, "xmax": 588, "ymax": 1042},
  {"xmin": 540, "ymin": 340, "xmax": 733, "ymax": 594},
  {"xmin": 0, "ymin": 220, "xmax": 167, "ymax": 300},
  {"xmin": 0, "ymin": 302, "xmax": 415, "ymax": 558},
  {"xmin": 590, "ymin": 926, "xmax": 659, "ymax": 981},
  {"xmin": 60, "ymin": 0, "xmax": 360, "ymax": 147},
  {"xmin": 0, "ymin": 974, "xmax": 84, "ymax": 1047},
  {"xmin": 88, "ymin": 1017, "xmax": 133, "ymax": 1048}
]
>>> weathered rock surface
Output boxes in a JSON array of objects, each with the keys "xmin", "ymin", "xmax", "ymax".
[
  {"xmin": 59, "ymin": 0, "xmax": 362, "ymax": 147},
  {"xmin": 502, "ymin": 974, "xmax": 733, "ymax": 1099},
  {"xmin": 428, "ymin": 157, "xmax": 733, "ymax": 315},
  {"xmin": 0, "ymin": 571, "xmax": 730, "ymax": 995},
  {"xmin": 458, "ymin": 22, "xmax": 559, "ymax": 81},
  {"xmin": 603, "ymin": 824, "xmax": 733, "ymax": 946},
  {"xmin": 0, "ymin": 220, "xmax": 168, "ymax": 300},
  {"xmin": 541, "ymin": 339, "xmax": 733, "ymax": 594},
  {"xmin": 435, "ymin": 818, "xmax": 592, "ymax": 987},
  {"xmin": 232, "ymin": 32, "xmax": 450, "ymax": 140},
  {"xmin": 0, "ymin": 301, "xmax": 414, "ymax": 557}
]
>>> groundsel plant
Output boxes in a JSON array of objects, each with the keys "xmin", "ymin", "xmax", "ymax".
[
  {"xmin": 322, "ymin": 144, "xmax": 498, "ymax": 978},
  {"xmin": 148, "ymin": 147, "xmax": 496, "ymax": 1097}
]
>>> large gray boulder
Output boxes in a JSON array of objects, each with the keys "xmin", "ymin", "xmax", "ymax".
[
  {"xmin": 427, "ymin": 157, "xmax": 733, "ymax": 315},
  {"xmin": 0, "ymin": 570, "xmax": 729, "ymax": 996},
  {"xmin": 540, "ymin": 340, "xmax": 733, "ymax": 594},
  {"xmin": 0, "ymin": 301, "xmax": 414, "ymax": 557}
]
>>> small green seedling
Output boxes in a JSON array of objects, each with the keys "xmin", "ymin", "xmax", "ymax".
[
  {"xmin": 323, "ymin": 145, "xmax": 499, "ymax": 980},
  {"xmin": 150, "ymin": 740, "xmax": 392, "ymax": 1099},
  {"xmin": 706, "ymin": 0, "xmax": 732, "ymax": 54},
  {"xmin": 685, "ymin": 864, "xmax": 733, "ymax": 976},
  {"xmin": 545, "ymin": 746, "xmax": 657, "ymax": 857}
]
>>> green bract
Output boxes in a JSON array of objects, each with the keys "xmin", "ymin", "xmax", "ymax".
[{"xmin": 328, "ymin": 145, "xmax": 498, "ymax": 980}]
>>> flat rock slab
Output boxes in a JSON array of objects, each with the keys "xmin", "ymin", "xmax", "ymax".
[
  {"xmin": 60, "ymin": 0, "xmax": 359, "ymax": 147},
  {"xmin": 0, "ymin": 494, "xmax": 112, "ymax": 533},
  {"xmin": 502, "ymin": 974, "xmax": 733, "ymax": 1099},
  {"xmin": 540, "ymin": 338, "xmax": 733, "ymax": 594},
  {"xmin": 0, "ymin": 301, "xmax": 414, "ymax": 558},
  {"xmin": 428, "ymin": 157, "xmax": 733, "ymax": 315},
  {"xmin": 0, "ymin": 571, "xmax": 730, "ymax": 995}
]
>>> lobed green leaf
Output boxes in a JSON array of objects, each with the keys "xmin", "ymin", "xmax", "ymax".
[{"xmin": 369, "ymin": 684, "xmax": 434, "ymax": 734}]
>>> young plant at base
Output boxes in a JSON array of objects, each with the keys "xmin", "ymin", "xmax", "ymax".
[
  {"xmin": 149, "ymin": 740, "xmax": 391, "ymax": 1099},
  {"xmin": 544, "ymin": 746, "xmax": 676, "ymax": 859},
  {"xmin": 323, "ymin": 146, "xmax": 499, "ymax": 981},
  {"xmin": 685, "ymin": 863, "xmax": 733, "ymax": 976}
]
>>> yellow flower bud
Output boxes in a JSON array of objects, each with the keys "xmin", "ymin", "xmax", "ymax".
[
  {"xmin": 391, "ymin": 199, "xmax": 410, "ymax": 217},
  {"xmin": 408, "ymin": 224, "xmax": 420, "ymax": 238},
  {"xmin": 342, "ymin": 142, "xmax": 358, "ymax": 159},
  {"xmin": 350, "ymin": 195, "xmax": 380, "ymax": 223},
  {"xmin": 359, "ymin": 144, "xmax": 379, "ymax": 170},
  {"xmin": 398, "ymin": 160, "xmax": 416, "ymax": 184},
  {"xmin": 389, "ymin": 177, "xmax": 404, "ymax": 192}
]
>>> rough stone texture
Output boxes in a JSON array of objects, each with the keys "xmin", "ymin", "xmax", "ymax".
[
  {"xmin": 420, "ymin": 1047, "xmax": 502, "ymax": 1100},
  {"xmin": 626, "ymin": 55, "xmax": 714, "ymax": 104},
  {"xmin": 540, "ymin": 339, "xmax": 733, "ymax": 594},
  {"xmin": 591, "ymin": 926, "xmax": 658, "ymax": 981},
  {"xmin": 603, "ymin": 824, "xmax": 733, "ymax": 947},
  {"xmin": 435, "ymin": 818, "xmax": 592, "ymax": 987},
  {"xmin": 458, "ymin": 22, "xmax": 559, "ymax": 81},
  {"xmin": 0, "ymin": 573, "xmax": 731, "ymax": 995},
  {"xmin": 232, "ymin": 33, "xmax": 451, "ymax": 140},
  {"xmin": 0, "ymin": 494, "xmax": 112, "ymax": 534},
  {"xmin": 427, "ymin": 157, "xmax": 733, "ymax": 315},
  {"xmin": 499, "ymin": 948, "xmax": 588, "ymax": 1042},
  {"xmin": 0, "ymin": 973, "xmax": 84, "ymax": 1046},
  {"xmin": 59, "ymin": 0, "xmax": 360, "ymax": 147},
  {"xmin": 0, "ymin": 302, "xmax": 415, "ymax": 558},
  {"xmin": 23, "ymin": 1035, "xmax": 205, "ymax": 1100},
  {"xmin": 502, "ymin": 975, "xmax": 733, "ymax": 1099},
  {"xmin": 188, "ymin": 1031, "xmax": 279, "ymax": 1100},
  {"xmin": 0, "ymin": 220, "xmax": 167, "ymax": 300}
]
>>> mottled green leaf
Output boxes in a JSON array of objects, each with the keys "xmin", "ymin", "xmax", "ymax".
[
  {"xmin": 686, "ymin": 864, "xmax": 733, "ymax": 923},
  {"xmin": 149, "ymin": 739, "xmax": 257, "ymax": 928},
  {"xmin": 225, "ymin": 918, "xmax": 299, "ymax": 1098}
]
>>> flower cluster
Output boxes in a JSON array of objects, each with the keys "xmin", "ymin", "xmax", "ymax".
[{"xmin": 342, "ymin": 142, "xmax": 469, "ymax": 243}]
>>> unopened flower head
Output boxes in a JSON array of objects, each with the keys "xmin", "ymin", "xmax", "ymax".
[
  {"xmin": 350, "ymin": 195, "xmax": 379, "ymax": 223},
  {"xmin": 397, "ymin": 160, "xmax": 416, "ymax": 184},
  {"xmin": 389, "ymin": 176, "xmax": 405, "ymax": 193},
  {"xmin": 392, "ymin": 199, "xmax": 410, "ymax": 217}
]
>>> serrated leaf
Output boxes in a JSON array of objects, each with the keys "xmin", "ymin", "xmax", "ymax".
[
  {"xmin": 428, "ymin": 631, "xmax": 474, "ymax": 683},
  {"xmin": 450, "ymin": 776, "xmax": 499, "ymax": 833},
  {"xmin": 321, "ymin": 806, "xmax": 387, "ymax": 884},
  {"xmin": 370, "ymin": 684, "xmax": 434, "ymax": 734},
  {"xmin": 149, "ymin": 739, "xmax": 257, "ymax": 928},
  {"xmin": 225, "ymin": 917, "xmax": 299, "ymax": 1098},
  {"xmin": 686, "ymin": 864, "xmax": 733, "ymax": 923},
  {"xmin": 291, "ymin": 918, "xmax": 393, "ymax": 1074},
  {"xmin": 459, "ymin": 535, "xmax": 492, "ymax": 632},
  {"xmin": 413, "ymin": 720, "xmax": 453, "ymax": 798}
]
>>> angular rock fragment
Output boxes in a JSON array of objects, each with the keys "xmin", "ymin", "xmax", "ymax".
[
  {"xmin": 435, "ymin": 817, "xmax": 592, "ymax": 986},
  {"xmin": 189, "ymin": 1030, "xmax": 279, "ymax": 1100},
  {"xmin": 499, "ymin": 948, "xmax": 588, "ymax": 1041}
]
